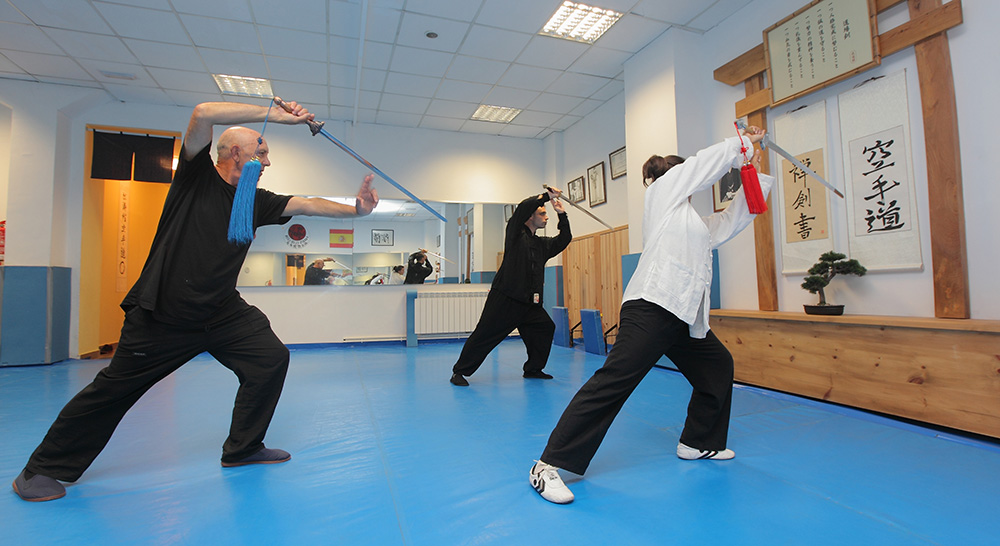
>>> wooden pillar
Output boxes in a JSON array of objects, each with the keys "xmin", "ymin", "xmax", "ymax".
[
  {"xmin": 745, "ymin": 75, "xmax": 778, "ymax": 311},
  {"xmin": 909, "ymin": 0, "xmax": 969, "ymax": 318}
]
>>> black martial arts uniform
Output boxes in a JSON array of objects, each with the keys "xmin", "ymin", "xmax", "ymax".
[
  {"xmin": 452, "ymin": 192, "xmax": 571, "ymax": 377},
  {"xmin": 24, "ymin": 143, "xmax": 294, "ymax": 481}
]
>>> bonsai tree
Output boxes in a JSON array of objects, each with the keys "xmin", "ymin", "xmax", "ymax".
[{"xmin": 801, "ymin": 251, "xmax": 867, "ymax": 305}]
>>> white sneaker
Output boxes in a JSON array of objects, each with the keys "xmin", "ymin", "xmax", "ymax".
[
  {"xmin": 676, "ymin": 442, "xmax": 735, "ymax": 460},
  {"xmin": 529, "ymin": 461, "xmax": 574, "ymax": 504}
]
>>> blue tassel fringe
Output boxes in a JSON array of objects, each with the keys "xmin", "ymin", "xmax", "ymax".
[{"xmin": 227, "ymin": 159, "xmax": 261, "ymax": 244}]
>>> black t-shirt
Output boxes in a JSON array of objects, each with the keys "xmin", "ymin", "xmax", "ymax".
[
  {"xmin": 121, "ymin": 144, "xmax": 292, "ymax": 325},
  {"xmin": 303, "ymin": 266, "xmax": 332, "ymax": 285},
  {"xmin": 491, "ymin": 193, "xmax": 571, "ymax": 305}
]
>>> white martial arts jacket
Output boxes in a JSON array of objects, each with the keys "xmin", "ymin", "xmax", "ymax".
[{"xmin": 622, "ymin": 135, "xmax": 775, "ymax": 339}]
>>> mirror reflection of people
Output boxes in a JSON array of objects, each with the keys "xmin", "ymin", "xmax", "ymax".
[
  {"xmin": 450, "ymin": 187, "xmax": 571, "ymax": 387},
  {"xmin": 11, "ymin": 99, "xmax": 379, "ymax": 502},
  {"xmin": 388, "ymin": 265, "xmax": 405, "ymax": 285},
  {"xmin": 404, "ymin": 251, "xmax": 433, "ymax": 284},
  {"xmin": 528, "ymin": 127, "xmax": 773, "ymax": 505},
  {"xmin": 303, "ymin": 258, "xmax": 334, "ymax": 285}
]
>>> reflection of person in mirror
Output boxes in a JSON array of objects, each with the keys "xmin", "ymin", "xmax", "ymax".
[
  {"xmin": 388, "ymin": 265, "xmax": 405, "ymax": 285},
  {"xmin": 304, "ymin": 258, "xmax": 334, "ymax": 285},
  {"xmin": 404, "ymin": 251, "xmax": 433, "ymax": 284},
  {"xmin": 528, "ymin": 127, "xmax": 773, "ymax": 505},
  {"xmin": 450, "ymin": 187, "xmax": 571, "ymax": 387},
  {"xmin": 12, "ymin": 99, "xmax": 381, "ymax": 502}
]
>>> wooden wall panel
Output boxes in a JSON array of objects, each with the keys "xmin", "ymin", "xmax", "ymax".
[
  {"xmin": 563, "ymin": 226, "xmax": 628, "ymax": 339},
  {"xmin": 711, "ymin": 310, "xmax": 1000, "ymax": 438}
]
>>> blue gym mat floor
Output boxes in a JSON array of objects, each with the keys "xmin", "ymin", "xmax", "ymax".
[{"xmin": 3, "ymin": 339, "xmax": 998, "ymax": 545}]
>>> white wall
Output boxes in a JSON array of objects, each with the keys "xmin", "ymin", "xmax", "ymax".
[{"xmin": 623, "ymin": 0, "xmax": 999, "ymax": 320}]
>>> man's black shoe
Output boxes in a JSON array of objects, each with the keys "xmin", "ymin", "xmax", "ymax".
[
  {"xmin": 523, "ymin": 370, "xmax": 553, "ymax": 379},
  {"xmin": 12, "ymin": 470, "xmax": 66, "ymax": 502},
  {"xmin": 450, "ymin": 373, "xmax": 469, "ymax": 386}
]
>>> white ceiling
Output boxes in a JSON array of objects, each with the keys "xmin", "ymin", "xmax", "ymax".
[{"xmin": 0, "ymin": 0, "xmax": 750, "ymax": 139}]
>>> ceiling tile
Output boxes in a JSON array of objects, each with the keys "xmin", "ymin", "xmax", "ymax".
[
  {"xmin": 164, "ymin": 88, "xmax": 224, "ymax": 107},
  {"xmin": 268, "ymin": 58, "xmax": 329, "ymax": 86},
  {"xmin": 500, "ymin": 124, "xmax": 544, "ymax": 138},
  {"xmin": 461, "ymin": 119, "xmax": 504, "ymax": 135},
  {"xmin": 510, "ymin": 110, "xmax": 561, "ymax": 127},
  {"xmin": 460, "ymin": 25, "xmax": 531, "ymax": 63},
  {"xmin": 499, "ymin": 64, "xmax": 560, "ymax": 92},
  {"xmin": 378, "ymin": 93, "xmax": 430, "ymax": 114},
  {"xmin": 329, "ymin": 85, "xmax": 356, "ymax": 107},
  {"xmin": 389, "ymin": 46, "xmax": 453, "ymax": 77},
  {"xmin": 181, "ymin": 15, "xmax": 261, "ymax": 54},
  {"xmin": 476, "ymin": 0, "xmax": 557, "ymax": 34},
  {"xmin": 198, "ymin": 49, "xmax": 267, "ymax": 78},
  {"xmin": 78, "ymin": 59, "xmax": 155, "ymax": 86},
  {"xmin": 330, "ymin": 63, "xmax": 359, "ymax": 87},
  {"xmin": 546, "ymin": 72, "xmax": 610, "ymax": 98},
  {"xmin": 358, "ymin": 90, "xmax": 381, "ymax": 109},
  {"xmin": 170, "ymin": 0, "xmax": 252, "ymax": 21},
  {"xmin": 0, "ymin": 53, "xmax": 27, "ymax": 74},
  {"xmin": 406, "ymin": 0, "xmax": 484, "ymax": 22},
  {"xmin": 420, "ymin": 116, "xmax": 466, "ymax": 132},
  {"xmin": 434, "ymin": 79, "xmax": 490, "ymax": 103},
  {"xmin": 2, "ymin": 50, "xmax": 91, "ymax": 80},
  {"xmin": 396, "ymin": 12, "xmax": 469, "ymax": 52},
  {"xmin": 384, "ymin": 72, "xmax": 440, "ymax": 97},
  {"xmin": 361, "ymin": 42, "xmax": 393, "ymax": 70},
  {"xmin": 551, "ymin": 115, "xmax": 583, "ymax": 131},
  {"xmin": 590, "ymin": 79, "xmax": 624, "ymax": 101},
  {"xmin": 123, "ymin": 40, "xmax": 203, "ymax": 71},
  {"xmin": 17, "ymin": 0, "xmax": 111, "ymax": 33},
  {"xmin": 0, "ymin": 22, "xmax": 63, "ymax": 55},
  {"xmin": 688, "ymin": 0, "xmax": 753, "ymax": 32},
  {"xmin": 330, "ymin": 35, "xmax": 361, "ymax": 66},
  {"xmin": 0, "ymin": 3, "xmax": 30, "ymax": 24},
  {"xmin": 484, "ymin": 86, "xmax": 538, "ymax": 109},
  {"xmin": 527, "ymin": 93, "xmax": 584, "ymax": 115},
  {"xmin": 259, "ymin": 27, "xmax": 327, "ymax": 63},
  {"xmin": 594, "ymin": 14, "xmax": 669, "ymax": 53},
  {"xmin": 249, "ymin": 0, "xmax": 327, "ymax": 33},
  {"xmin": 364, "ymin": 7, "xmax": 403, "ymax": 44},
  {"xmin": 376, "ymin": 111, "xmax": 421, "ymax": 127},
  {"xmin": 102, "ymin": 83, "xmax": 174, "ymax": 105},
  {"xmin": 146, "ymin": 66, "xmax": 219, "ymax": 94},
  {"xmin": 570, "ymin": 98, "xmax": 603, "ymax": 118},
  {"xmin": 271, "ymin": 81, "xmax": 329, "ymax": 105},
  {"xmin": 94, "ymin": 4, "xmax": 189, "ymax": 45},
  {"xmin": 445, "ymin": 55, "xmax": 507, "ymax": 84},
  {"xmin": 568, "ymin": 47, "xmax": 630, "ymax": 79},
  {"xmin": 425, "ymin": 99, "xmax": 478, "ymax": 119},
  {"xmin": 361, "ymin": 68, "xmax": 386, "ymax": 91},
  {"xmin": 44, "ymin": 29, "xmax": 137, "ymax": 63},
  {"xmin": 631, "ymin": 0, "xmax": 707, "ymax": 26},
  {"xmin": 517, "ymin": 36, "xmax": 587, "ymax": 71},
  {"xmin": 330, "ymin": 1, "xmax": 361, "ymax": 39}
]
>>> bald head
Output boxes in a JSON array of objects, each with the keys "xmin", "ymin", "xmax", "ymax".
[
  {"xmin": 217, "ymin": 126, "xmax": 262, "ymax": 161},
  {"xmin": 214, "ymin": 126, "xmax": 271, "ymax": 185}
]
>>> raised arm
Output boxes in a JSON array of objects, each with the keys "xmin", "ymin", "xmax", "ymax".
[
  {"xmin": 282, "ymin": 173, "xmax": 379, "ymax": 218},
  {"xmin": 182, "ymin": 100, "xmax": 314, "ymax": 160}
]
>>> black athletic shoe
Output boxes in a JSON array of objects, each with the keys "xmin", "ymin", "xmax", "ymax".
[
  {"xmin": 450, "ymin": 373, "xmax": 469, "ymax": 386},
  {"xmin": 12, "ymin": 470, "xmax": 66, "ymax": 502},
  {"xmin": 523, "ymin": 370, "xmax": 553, "ymax": 379},
  {"xmin": 221, "ymin": 447, "xmax": 291, "ymax": 467}
]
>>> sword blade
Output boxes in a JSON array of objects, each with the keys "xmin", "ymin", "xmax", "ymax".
[
  {"xmin": 543, "ymin": 185, "xmax": 613, "ymax": 230},
  {"xmin": 763, "ymin": 137, "xmax": 844, "ymax": 198}
]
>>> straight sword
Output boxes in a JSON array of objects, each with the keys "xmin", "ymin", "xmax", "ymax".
[
  {"xmin": 542, "ymin": 185, "xmax": 614, "ymax": 230},
  {"xmin": 761, "ymin": 135, "xmax": 845, "ymax": 199},
  {"xmin": 273, "ymin": 97, "xmax": 448, "ymax": 222},
  {"xmin": 419, "ymin": 247, "xmax": 455, "ymax": 264}
]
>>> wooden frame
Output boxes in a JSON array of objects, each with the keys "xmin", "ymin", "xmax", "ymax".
[
  {"xmin": 371, "ymin": 229, "xmax": 393, "ymax": 246},
  {"xmin": 609, "ymin": 146, "xmax": 627, "ymax": 179},
  {"xmin": 567, "ymin": 176, "xmax": 585, "ymax": 203},
  {"xmin": 587, "ymin": 162, "xmax": 606, "ymax": 207},
  {"xmin": 712, "ymin": 168, "xmax": 742, "ymax": 212},
  {"xmin": 764, "ymin": 0, "xmax": 880, "ymax": 106}
]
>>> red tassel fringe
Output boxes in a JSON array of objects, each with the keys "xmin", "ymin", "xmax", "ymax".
[{"xmin": 740, "ymin": 164, "xmax": 767, "ymax": 214}]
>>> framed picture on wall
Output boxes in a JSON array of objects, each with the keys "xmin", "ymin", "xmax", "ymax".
[
  {"xmin": 609, "ymin": 146, "xmax": 626, "ymax": 179},
  {"xmin": 587, "ymin": 162, "xmax": 606, "ymax": 207},
  {"xmin": 504, "ymin": 204, "xmax": 515, "ymax": 222},
  {"xmin": 371, "ymin": 229, "xmax": 394, "ymax": 246},
  {"xmin": 567, "ymin": 176, "xmax": 585, "ymax": 203},
  {"xmin": 712, "ymin": 168, "xmax": 742, "ymax": 212}
]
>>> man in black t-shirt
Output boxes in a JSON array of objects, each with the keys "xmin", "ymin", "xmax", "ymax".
[
  {"xmin": 404, "ymin": 251, "xmax": 433, "ymax": 284},
  {"xmin": 450, "ymin": 188, "xmax": 571, "ymax": 386},
  {"xmin": 12, "ymin": 100, "xmax": 379, "ymax": 502},
  {"xmin": 304, "ymin": 258, "xmax": 334, "ymax": 285}
]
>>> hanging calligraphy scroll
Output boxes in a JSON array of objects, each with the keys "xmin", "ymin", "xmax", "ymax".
[
  {"xmin": 774, "ymin": 101, "xmax": 831, "ymax": 274},
  {"xmin": 765, "ymin": 0, "xmax": 879, "ymax": 106},
  {"xmin": 839, "ymin": 70, "xmax": 922, "ymax": 271}
]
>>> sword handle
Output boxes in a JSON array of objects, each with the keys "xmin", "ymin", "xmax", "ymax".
[{"xmin": 272, "ymin": 96, "xmax": 325, "ymax": 136}]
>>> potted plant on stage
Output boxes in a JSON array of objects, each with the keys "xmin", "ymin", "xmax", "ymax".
[{"xmin": 801, "ymin": 251, "xmax": 867, "ymax": 316}]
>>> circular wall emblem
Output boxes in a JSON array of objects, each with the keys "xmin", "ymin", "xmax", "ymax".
[{"xmin": 285, "ymin": 223, "xmax": 309, "ymax": 248}]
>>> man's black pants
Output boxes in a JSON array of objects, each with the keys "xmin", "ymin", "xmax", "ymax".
[
  {"xmin": 541, "ymin": 299, "xmax": 734, "ymax": 475},
  {"xmin": 452, "ymin": 291, "xmax": 555, "ymax": 377},
  {"xmin": 25, "ymin": 305, "xmax": 290, "ymax": 482}
]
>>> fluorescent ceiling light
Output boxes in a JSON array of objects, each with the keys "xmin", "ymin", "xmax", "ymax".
[
  {"xmin": 540, "ymin": 1, "xmax": 623, "ymax": 44},
  {"xmin": 471, "ymin": 104, "xmax": 522, "ymax": 124},
  {"xmin": 212, "ymin": 74, "xmax": 274, "ymax": 97}
]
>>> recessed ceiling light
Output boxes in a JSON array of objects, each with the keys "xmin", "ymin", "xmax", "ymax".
[
  {"xmin": 212, "ymin": 74, "xmax": 274, "ymax": 98},
  {"xmin": 539, "ymin": 1, "xmax": 623, "ymax": 44},
  {"xmin": 425, "ymin": 31, "xmax": 438, "ymax": 39},
  {"xmin": 99, "ymin": 70, "xmax": 137, "ymax": 80},
  {"xmin": 471, "ymin": 104, "xmax": 522, "ymax": 124}
]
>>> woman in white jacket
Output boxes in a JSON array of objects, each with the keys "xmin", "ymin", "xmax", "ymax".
[{"xmin": 529, "ymin": 126, "xmax": 773, "ymax": 504}]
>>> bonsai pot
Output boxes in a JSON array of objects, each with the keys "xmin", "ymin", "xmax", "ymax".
[{"xmin": 804, "ymin": 304, "xmax": 844, "ymax": 316}]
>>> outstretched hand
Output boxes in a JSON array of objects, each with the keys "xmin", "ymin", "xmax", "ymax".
[
  {"xmin": 271, "ymin": 97, "xmax": 316, "ymax": 125},
  {"xmin": 355, "ymin": 173, "xmax": 378, "ymax": 216}
]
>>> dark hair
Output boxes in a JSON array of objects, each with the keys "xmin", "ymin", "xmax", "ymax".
[
  {"xmin": 642, "ymin": 154, "xmax": 685, "ymax": 187},
  {"xmin": 393, "ymin": 265, "xmax": 404, "ymax": 274}
]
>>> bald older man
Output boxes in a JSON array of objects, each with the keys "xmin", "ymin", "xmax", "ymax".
[{"xmin": 12, "ymin": 101, "xmax": 379, "ymax": 502}]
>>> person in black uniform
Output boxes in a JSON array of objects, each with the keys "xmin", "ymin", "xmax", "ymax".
[
  {"xmin": 304, "ymin": 258, "xmax": 334, "ymax": 285},
  {"xmin": 450, "ymin": 187, "xmax": 571, "ymax": 386},
  {"xmin": 404, "ymin": 251, "xmax": 433, "ymax": 284},
  {"xmin": 12, "ymin": 100, "xmax": 379, "ymax": 502}
]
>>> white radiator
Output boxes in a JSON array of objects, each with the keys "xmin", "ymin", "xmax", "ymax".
[{"xmin": 415, "ymin": 291, "xmax": 489, "ymax": 335}]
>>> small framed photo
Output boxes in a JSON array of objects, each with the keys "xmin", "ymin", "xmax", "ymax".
[
  {"xmin": 371, "ymin": 228, "xmax": 394, "ymax": 246},
  {"xmin": 587, "ymin": 162, "xmax": 606, "ymax": 207},
  {"xmin": 609, "ymin": 146, "xmax": 626, "ymax": 179},
  {"xmin": 504, "ymin": 204, "xmax": 515, "ymax": 222},
  {"xmin": 567, "ymin": 176, "xmax": 585, "ymax": 203},
  {"xmin": 712, "ymin": 168, "xmax": 742, "ymax": 212}
]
